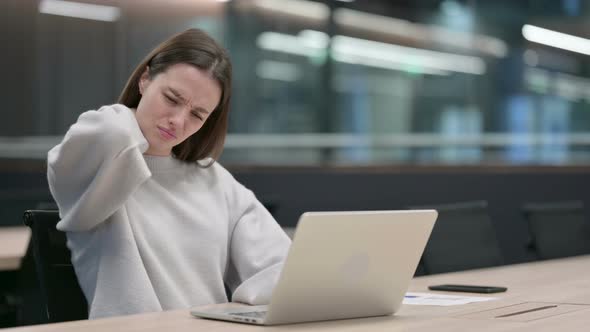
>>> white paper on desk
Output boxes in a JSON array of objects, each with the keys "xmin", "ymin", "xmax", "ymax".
[{"xmin": 403, "ymin": 292, "xmax": 498, "ymax": 306}]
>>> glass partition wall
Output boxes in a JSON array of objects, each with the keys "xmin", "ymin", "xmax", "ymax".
[{"xmin": 2, "ymin": 0, "xmax": 590, "ymax": 165}]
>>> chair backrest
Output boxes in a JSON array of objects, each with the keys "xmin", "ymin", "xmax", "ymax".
[
  {"xmin": 411, "ymin": 201, "xmax": 504, "ymax": 274},
  {"xmin": 523, "ymin": 201, "xmax": 590, "ymax": 260},
  {"xmin": 22, "ymin": 210, "xmax": 88, "ymax": 323}
]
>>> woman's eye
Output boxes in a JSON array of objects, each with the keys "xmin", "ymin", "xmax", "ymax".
[
  {"xmin": 165, "ymin": 95, "xmax": 178, "ymax": 104},
  {"xmin": 192, "ymin": 112, "xmax": 203, "ymax": 121}
]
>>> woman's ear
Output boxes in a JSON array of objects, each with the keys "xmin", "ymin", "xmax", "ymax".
[{"xmin": 139, "ymin": 66, "xmax": 150, "ymax": 94}]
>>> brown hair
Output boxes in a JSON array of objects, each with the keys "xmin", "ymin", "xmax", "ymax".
[{"xmin": 118, "ymin": 28, "xmax": 232, "ymax": 166}]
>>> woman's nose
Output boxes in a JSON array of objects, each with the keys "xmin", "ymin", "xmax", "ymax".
[{"xmin": 168, "ymin": 108, "xmax": 186, "ymax": 128}]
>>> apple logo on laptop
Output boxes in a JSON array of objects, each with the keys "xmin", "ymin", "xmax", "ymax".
[{"xmin": 339, "ymin": 252, "xmax": 371, "ymax": 284}]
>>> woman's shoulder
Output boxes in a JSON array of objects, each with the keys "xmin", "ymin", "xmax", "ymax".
[
  {"xmin": 184, "ymin": 158, "xmax": 227, "ymax": 175},
  {"xmin": 180, "ymin": 159, "xmax": 237, "ymax": 183}
]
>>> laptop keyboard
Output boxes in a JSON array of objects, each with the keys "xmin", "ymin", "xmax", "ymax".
[{"xmin": 230, "ymin": 311, "xmax": 267, "ymax": 318}]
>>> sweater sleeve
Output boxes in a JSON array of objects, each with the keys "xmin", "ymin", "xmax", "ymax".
[
  {"xmin": 223, "ymin": 171, "xmax": 291, "ymax": 305},
  {"xmin": 48, "ymin": 104, "xmax": 152, "ymax": 232}
]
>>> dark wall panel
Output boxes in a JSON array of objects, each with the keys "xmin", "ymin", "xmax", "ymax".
[
  {"xmin": 232, "ymin": 166, "xmax": 590, "ymax": 265},
  {"xmin": 1, "ymin": 161, "xmax": 588, "ymax": 266}
]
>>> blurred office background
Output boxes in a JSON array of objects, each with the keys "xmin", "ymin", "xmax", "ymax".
[
  {"xmin": 2, "ymin": 0, "xmax": 590, "ymax": 165},
  {"xmin": 1, "ymin": 0, "xmax": 590, "ymax": 327}
]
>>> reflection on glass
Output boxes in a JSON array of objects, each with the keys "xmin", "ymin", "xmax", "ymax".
[{"xmin": 2, "ymin": 0, "xmax": 590, "ymax": 166}]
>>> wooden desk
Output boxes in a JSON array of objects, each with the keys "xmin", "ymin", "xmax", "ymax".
[
  {"xmin": 0, "ymin": 227, "xmax": 31, "ymax": 271},
  {"xmin": 5, "ymin": 255, "xmax": 590, "ymax": 331}
]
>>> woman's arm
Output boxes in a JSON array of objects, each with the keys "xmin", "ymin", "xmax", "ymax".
[
  {"xmin": 222, "ymin": 172, "xmax": 291, "ymax": 304},
  {"xmin": 48, "ymin": 104, "xmax": 152, "ymax": 232}
]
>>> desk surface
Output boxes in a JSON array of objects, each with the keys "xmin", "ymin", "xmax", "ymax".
[
  {"xmin": 6, "ymin": 255, "xmax": 590, "ymax": 332},
  {"xmin": 0, "ymin": 226, "xmax": 31, "ymax": 271}
]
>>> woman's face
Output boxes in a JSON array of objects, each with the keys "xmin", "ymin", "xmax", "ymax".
[{"xmin": 135, "ymin": 63, "xmax": 222, "ymax": 156}]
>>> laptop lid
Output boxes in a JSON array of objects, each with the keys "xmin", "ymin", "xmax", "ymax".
[{"xmin": 263, "ymin": 209, "xmax": 437, "ymax": 325}]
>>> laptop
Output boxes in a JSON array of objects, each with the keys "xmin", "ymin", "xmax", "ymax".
[{"xmin": 191, "ymin": 209, "xmax": 437, "ymax": 325}]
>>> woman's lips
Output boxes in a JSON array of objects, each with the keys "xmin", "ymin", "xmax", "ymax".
[{"xmin": 157, "ymin": 126, "xmax": 177, "ymax": 140}]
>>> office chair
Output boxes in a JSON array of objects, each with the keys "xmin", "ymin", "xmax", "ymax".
[
  {"xmin": 0, "ymin": 291, "xmax": 18, "ymax": 328},
  {"xmin": 23, "ymin": 210, "xmax": 88, "ymax": 323},
  {"xmin": 413, "ymin": 260, "xmax": 427, "ymax": 277},
  {"xmin": 523, "ymin": 201, "xmax": 590, "ymax": 260},
  {"xmin": 411, "ymin": 201, "xmax": 504, "ymax": 274},
  {"xmin": 261, "ymin": 199, "xmax": 280, "ymax": 218}
]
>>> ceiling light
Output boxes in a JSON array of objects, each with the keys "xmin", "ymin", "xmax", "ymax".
[
  {"xmin": 39, "ymin": 0, "xmax": 121, "ymax": 22},
  {"xmin": 522, "ymin": 24, "xmax": 590, "ymax": 56}
]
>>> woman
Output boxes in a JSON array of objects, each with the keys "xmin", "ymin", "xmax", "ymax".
[{"xmin": 47, "ymin": 28, "xmax": 291, "ymax": 319}]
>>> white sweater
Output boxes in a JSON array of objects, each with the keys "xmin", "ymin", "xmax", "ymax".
[{"xmin": 47, "ymin": 104, "xmax": 291, "ymax": 319}]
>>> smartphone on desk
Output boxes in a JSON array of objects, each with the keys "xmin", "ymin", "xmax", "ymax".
[{"xmin": 428, "ymin": 284, "xmax": 507, "ymax": 294}]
